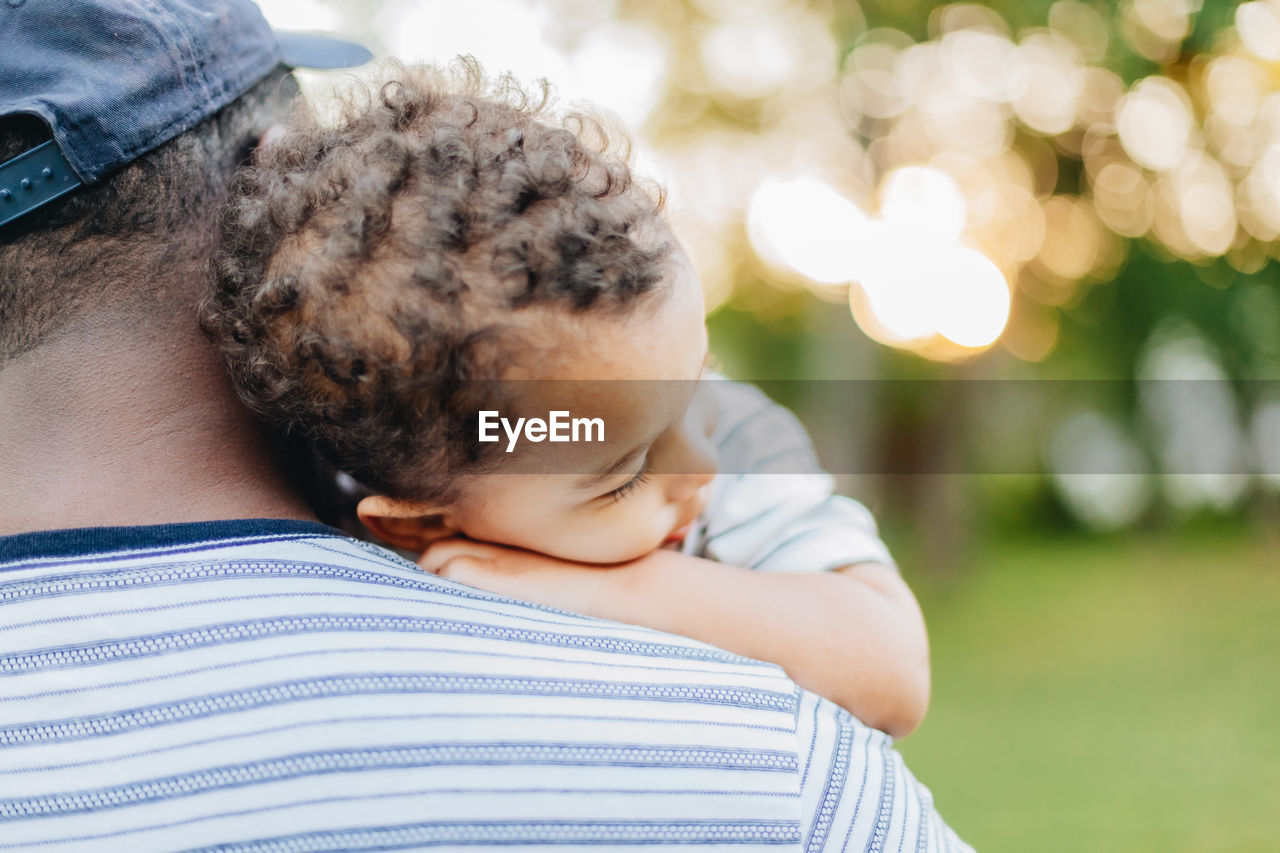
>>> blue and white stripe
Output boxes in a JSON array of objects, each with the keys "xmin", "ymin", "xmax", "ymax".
[{"xmin": 0, "ymin": 521, "xmax": 970, "ymax": 850}]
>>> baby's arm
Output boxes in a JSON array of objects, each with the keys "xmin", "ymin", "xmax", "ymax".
[
  {"xmin": 420, "ymin": 533, "xmax": 929, "ymax": 739},
  {"xmin": 684, "ymin": 381, "xmax": 930, "ymax": 735},
  {"xmin": 614, "ymin": 550, "xmax": 929, "ymax": 739}
]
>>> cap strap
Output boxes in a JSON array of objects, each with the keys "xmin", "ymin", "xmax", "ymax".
[{"xmin": 0, "ymin": 141, "xmax": 83, "ymax": 228}]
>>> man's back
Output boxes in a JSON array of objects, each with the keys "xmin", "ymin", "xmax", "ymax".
[{"xmin": 0, "ymin": 520, "xmax": 969, "ymax": 851}]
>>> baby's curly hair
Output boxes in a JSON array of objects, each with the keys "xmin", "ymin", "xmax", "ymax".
[{"xmin": 202, "ymin": 60, "xmax": 671, "ymax": 503}]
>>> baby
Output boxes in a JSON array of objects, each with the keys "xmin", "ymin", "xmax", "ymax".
[{"xmin": 204, "ymin": 62, "xmax": 930, "ymax": 737}]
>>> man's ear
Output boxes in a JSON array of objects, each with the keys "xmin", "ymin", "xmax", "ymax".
[{"xmin": 357, "ymin": 495, "xmax": 457, "ymax": 552}]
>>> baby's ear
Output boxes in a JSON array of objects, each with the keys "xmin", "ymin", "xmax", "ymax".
[{"xmin": 357, "ymin": 495, "xmax": 456, "ymax": 553}]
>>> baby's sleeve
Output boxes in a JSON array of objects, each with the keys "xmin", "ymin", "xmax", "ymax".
[{"xmin": 696, "ymin": 378, "xmax": 896, "ymax": 574}]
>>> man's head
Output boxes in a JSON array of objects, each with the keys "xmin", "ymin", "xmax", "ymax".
[
  {"xmin": 0, "ymin": 71, "xmax": 297, "ymax": 360},
  {"xmin": 0, "ymin": 0, "xmax": 370, "ymax": 362}
]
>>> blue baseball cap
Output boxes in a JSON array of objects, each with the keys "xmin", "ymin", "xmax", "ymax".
[{"xmin": 0, "ymin": 0, "xmax": 372, "ymax": 228}]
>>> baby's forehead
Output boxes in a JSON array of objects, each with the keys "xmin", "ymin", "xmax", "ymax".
[
  {"xmin": 483, "ymin": 270, "xmax": 706, "ymax": 477},
  {"xmin": 503, "ymin": 250, "xmax": 702, "ymax": 379}
]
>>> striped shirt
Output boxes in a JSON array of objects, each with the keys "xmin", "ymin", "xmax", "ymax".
[
  {"xmin": 0, "ymin": 520, "xmax": 972, "ymax": 851},
  {"xmin": 680, "ymin": 379, "xmax": 895, "ymax": 574}
]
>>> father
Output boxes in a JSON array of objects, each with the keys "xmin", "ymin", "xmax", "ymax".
[{"xmin": 0, "ymin": 1, "xmax": 973, "ymax": 849}]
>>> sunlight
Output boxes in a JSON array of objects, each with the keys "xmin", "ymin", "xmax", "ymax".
[
  {"xmin": 746, "ymin": 176, "xmax": 869, "ymax": 284},
  {"xmin": 879, "ymin": 166, "xmax": 967, "ymax": 243},
  {"xmin": 255, "ymin": 0, "xmax": 340, "ymax": 31}
]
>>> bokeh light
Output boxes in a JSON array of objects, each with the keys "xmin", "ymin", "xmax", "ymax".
[
  {"xmin": 1048, "ymin": 410, "xmax": 1153, "ymax": 530},
  {"xmin": 931, "ymin": 248, "xmax": 1012, "ymax": 347},
  {"xmin": 1251, "ymin": 399, "xmax": 1280, "ymax": 488},
  {"xmin": 700, "ymin": 10, "xmax": 835, "ymax": 99},
  {"xmin": 878, "ymin": 166, "xmax": 967, "ymax": 243},
  {"xmin": 1236, "ymin": 1, "xmax": 1280, "ymax": 61},
  {"xmin": 746, "ymin": 177, "xmax": 868, "ymax": 285},
  {"xmin": 1116, "ymin": 77, "xmax": 1195, "ymax": 172},
  {"xmin": 1138, "ymin": 321, "xmax": 1250, "ymax": 511},
  {"xmin": 746, "ymin": 164, "xmax": 1012, "ymax": 355}
]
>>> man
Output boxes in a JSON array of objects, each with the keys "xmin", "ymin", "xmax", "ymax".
[{"xmin": 0, "ymin": 1, "xmax": 974, "ymax": 849}]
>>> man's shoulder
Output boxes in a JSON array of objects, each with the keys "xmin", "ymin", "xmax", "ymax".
[
  {"xmin": 0, "ymin": 520, "xmax": 971, "ymax": 851},
  {"xmin": 1, "ymin": 519, "xmax": 814, "ymax": 849},
  {"xmin": 0, "ymin": 517, "xmax": 798, "ymax": 694}
]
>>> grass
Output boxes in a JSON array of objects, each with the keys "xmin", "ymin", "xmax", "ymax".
[{"xmin": 895, "ymin": 523, "xmax": 1280, "ymax": 853}]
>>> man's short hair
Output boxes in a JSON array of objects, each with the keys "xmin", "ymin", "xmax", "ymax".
[{"xmin": 0, "ymin": 68, "xmax": 297, "ymax": 362}]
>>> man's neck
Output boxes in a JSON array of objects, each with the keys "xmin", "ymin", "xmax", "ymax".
[{"xmin": 0, "ymin": 314, "xmax": 315, "ymax": 536}]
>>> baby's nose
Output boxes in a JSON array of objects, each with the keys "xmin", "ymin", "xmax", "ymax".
[{"xmin": 666, "ymin": 468, "xmax": 715, "ymax": 504}]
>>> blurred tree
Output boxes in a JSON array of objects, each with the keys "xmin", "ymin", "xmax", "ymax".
[
  {"xmin": 629, "ymin": 0, "xmax": 1280, "ymax": 549},
  {"xmin": 265, "ymin": 0, "xmax": 1280, "ymax": 549}
]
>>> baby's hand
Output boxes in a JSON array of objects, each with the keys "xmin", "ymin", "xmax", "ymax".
[{"xmin": 418, "ymin": 537, "xmax": 623, "ymax": 616}]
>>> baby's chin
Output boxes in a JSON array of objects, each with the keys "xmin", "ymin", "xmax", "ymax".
[{"xmin": 541, "ymin": 537, "xmax": 668, "ymax": 567}]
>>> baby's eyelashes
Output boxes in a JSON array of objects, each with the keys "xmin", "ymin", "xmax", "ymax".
[{"xmin": 601, "ymin": 464, "xmax": 651, "ymax": 504}]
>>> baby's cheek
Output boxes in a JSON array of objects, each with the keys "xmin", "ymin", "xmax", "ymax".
[
  {"xmin": 624, "ymin": 515, "xmax": 671, "ymax": 560},
  {"xmin": 576, "ymin": 515, "xmax": 663, "ymax": 564}
]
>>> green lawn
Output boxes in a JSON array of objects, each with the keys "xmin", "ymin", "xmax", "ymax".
[{"xmin": 896, "ymin": 524, "xmax": 1280, "ymax": 853}]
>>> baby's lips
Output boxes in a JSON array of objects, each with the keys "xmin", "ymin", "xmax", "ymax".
[{"xmin": 664, "ymin": 520, "xmax": 695, "ymax": 545}]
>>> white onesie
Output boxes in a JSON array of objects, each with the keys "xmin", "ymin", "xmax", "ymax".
[{"xmin": 678, "ymin": 378, "xmax": 896, "ymax": 574}]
